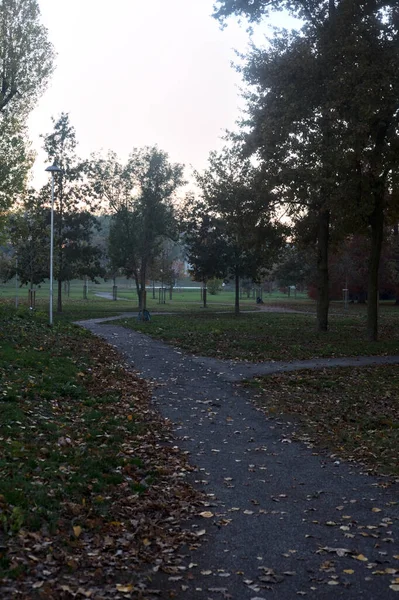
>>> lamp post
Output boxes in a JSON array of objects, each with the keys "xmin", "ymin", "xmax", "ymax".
[{"xmin": 45, "ymin": 162, "xmax": 63, "ymax": 326}]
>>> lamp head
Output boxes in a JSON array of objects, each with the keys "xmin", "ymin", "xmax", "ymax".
[{"xmin": 45, "ymin": 162, "xmax": 63, "ymax": 173}]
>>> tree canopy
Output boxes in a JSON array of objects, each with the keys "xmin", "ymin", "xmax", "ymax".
[
  {"xmin": 96, "ymin": 146, "xmax": 185, "ymax": 310},
  {"xmin": 184, "ymin": 146, "xmax": 286, "ymax": 314},
  {"xmin": 0, "ymin": 0, "xmax": 54, "ymax": 221},
  {"xmin": 215, "ymin": 0, "xmax": 399, "ymax": 339}
]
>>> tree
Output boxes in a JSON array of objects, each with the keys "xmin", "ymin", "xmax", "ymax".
[
  {"xmin": 274, "ymin": 244, "xmax": 314, "ymax": 291},
  {"xmin": 5, "ymin": 189, "xmax": 49, "ymax": 288},
  {"xmin": 182, "ymin": 195, "xmax": 231, "ymax": 308},
  {"xmin": 42, "ymin": 113, "xmax": 104, "ymax": 312},
  {"xmin": 187, "ymin": 146, "xmax": 286, "ymax": 315},
  {"xmin": 0, "ymin": 0, "xmax": 54, "ymax": 117},
  {"xmin": 0, "ymin": 118, "xmax": 33, "ymax": 222},
  {"xmin": 215, "ymin": 0, "xmax": 399, "ymax": 340},
  {"xmin": 104, "ymin": 146, "xmax": 184, "ymax": 310},
  {"xmin": 0, "ymin": 0, "xmax": 54, "ymax": 220}
]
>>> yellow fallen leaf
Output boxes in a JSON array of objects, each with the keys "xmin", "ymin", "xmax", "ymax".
[
  {"xmin": 73, "ymin": 525, "xmax": 82, "ymax": 538},
  {"xmin": 142, "ymin": 538, "xmax": 151, "ymax": 547},
  {"xmin": 389, "ymin": 585, "xmax": 399, "ymax": 592},
  {"xmin": 372, "ymin": 507, "xmax": 382, "ymax": 513},
  {"xmin": 127, "ymin": 414, "xmax": 133, "ymax": 421},
  {"xmin": 385, "ymin": 569, "xmax": 399, "ymax": 574},
  {"xmin": 116, "ymin": 584, "xmax": 134, "ymax": 592},
  {"xmin": 354, "ymin": 554, "xmax": 368, "ymax": 562},
  {"xmin": 199, "ymin": 511, "xmax": 214, "ymax": 518},
  {"xmin": 327, "ymin": 581, "xmax": 339, "ymax": 585},
  {"xmin": 343, "ymin": 569, "xmax": 354, "ymax": 574}
]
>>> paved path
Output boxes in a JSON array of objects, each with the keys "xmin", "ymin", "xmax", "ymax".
[{"xmin": 77, "ymin": 317, "xmax": 399, "ymax": 599}]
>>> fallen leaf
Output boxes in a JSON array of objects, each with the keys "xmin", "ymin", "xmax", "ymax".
[
  {"xmin": 199, "ymin": 511, "xmax": 214, "ymax": 518},
  {"xmin": 354, "ymin": 554, "xmax": 368, "ymax": 562},
  {"xmin": 319, "ymin": 546, "xmax": 351, "ymax": 557},
  {"xmin": 73, "ymin": 525, "xmax": 82, "ymax": 538},
  {"xmin": 116, "ymin": 584, "xmax": 134, "ymax": 592},
  {"xmin": 142, "ymin": 538, "xmax": 151, "ymax": 546}
]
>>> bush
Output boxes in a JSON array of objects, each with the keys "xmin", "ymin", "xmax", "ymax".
[{"xmin": 207, "ymin": 278, "xmax": 223, "ymax": 295}]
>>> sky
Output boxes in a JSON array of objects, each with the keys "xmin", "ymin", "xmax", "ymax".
[{"xmin": 28, "ymin": 0, "xmax": 295, "ymax": 188}]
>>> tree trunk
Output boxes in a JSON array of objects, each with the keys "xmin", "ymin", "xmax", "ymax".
[
  {"xmin": 316, "ymin": 208, "xmax": 330, "ymax": 331},
  {"xmin": 133, "ymin": 273, "xmax": 140, "ymax": 307},
  {"xmin": 367, "ymin": 192, "xmax": 384, "ymax": 341},
  {"xmin": 394, "ymin": 223, "xmax": 399, "ymax": 305},
  {"xmin": 235, "ymin": 271, "xmax": 240, "ymax": 317},
  {"xmin": 140, "ymin": 270, "xmax": 147, "ymax": 311},
  {"xmin": 57, "ymin": 278, "xmax": 62, "ymax": 313}
]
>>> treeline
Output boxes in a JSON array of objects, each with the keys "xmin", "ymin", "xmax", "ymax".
[{"xmin": 1, "ymin": 0, "xmax": 399, "ymax": 342}]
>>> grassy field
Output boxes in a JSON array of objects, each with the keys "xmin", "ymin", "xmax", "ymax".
[
  {"xmin": 0, "ymin": 277, "xmax": 306, "ymax": 310},
  {"xmin": 246, "ymin": 365, "xmax": 399, "ymax": 477},
  {"xmin": 116, "ymin": 309, "xmax": 399, "ymax": 361},
  {"xmin": 0, "ymin": 278, "xmax": 302, "ymax": 321},
  {"xmin": 0, "ymin": 307, "xmax": 201, "ymax": 594}
]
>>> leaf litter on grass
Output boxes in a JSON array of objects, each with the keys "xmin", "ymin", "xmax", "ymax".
[
  {"xmin": 0, "ymin": 313, "xmax": 205, "ymax": 599},
  {"xmin": 248, "ymin": 365, "xmax": 399, "ymax": 477}
]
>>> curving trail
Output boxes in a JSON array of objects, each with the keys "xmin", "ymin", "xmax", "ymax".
[{"xmin": 77, "ymin": 316, "xmax": 399, "ymax": 600}]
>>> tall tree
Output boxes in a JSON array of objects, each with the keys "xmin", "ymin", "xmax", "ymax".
[
  {"xmin": 0, "ymin": 117, "xmax": 33, "ymax": 223},
  {"xmin": 191, "ymin": 146, "xmax": 286, "ymax": 315},
  {"xmin": 182, "ymin": 195, "xmax": 231, "ymax": 308},
  {"xmin": 0, "ymin": 0, "xmax": 54, "ymax": 220},
  {"xmin": 42, "ymin": 113, "xmax": 104, "ymax": 312},
  {"xmin": 214, "ymin": 0, "xmax": 399, "ymax": 339},
  {"xmin": 104, "ymin": 146, "xmax": 184, "ymax": 311},
  {"xmin": 0, "ymin": 0, "xmax": 54, "ymax": 116}
]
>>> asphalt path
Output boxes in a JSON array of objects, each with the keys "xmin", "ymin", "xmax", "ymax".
[{"xmin": 77, "ymin": 317, "xmax": 399, "ymax": 600}]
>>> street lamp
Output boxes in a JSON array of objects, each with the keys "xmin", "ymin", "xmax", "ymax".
[{"xmin": 45, "ymin": 162, "xmax": 63, "ymax": 326}]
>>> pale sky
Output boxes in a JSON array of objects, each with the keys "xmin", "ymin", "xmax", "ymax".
[{"xmin": 28, "ymin": 0, "xmax": 295, "ymax": 187}]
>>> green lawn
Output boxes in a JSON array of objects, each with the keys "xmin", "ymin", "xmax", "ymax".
[
  {"xmin": 246, "ymin": 365, "xmax": 399, "ymax": 476},
  {"xmin": 0, "ymin": 277, "xmax": 306, "ymax": 315},
  {"xmin": 115, "ymin": 309, "xmax": 399, "ymax": 361}
]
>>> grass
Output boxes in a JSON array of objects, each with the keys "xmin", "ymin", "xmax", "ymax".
[
  {"xmin": 114, "ymin": 309, "xmax": 399, "ymax": 361},
  {"xmin": 0, "ymin": 310, "xmax": 142, "ymax": 535},
  {"xmin": 0, "ymin": 277, "xmax": 303, "ymax": 316},
  {"xmin": 0, "ymin": 305, "xmax": 200, "ymax": 589},
  {"xmin": 246, "ymin": 365, "xmax": 399, "ymax": 477}
]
